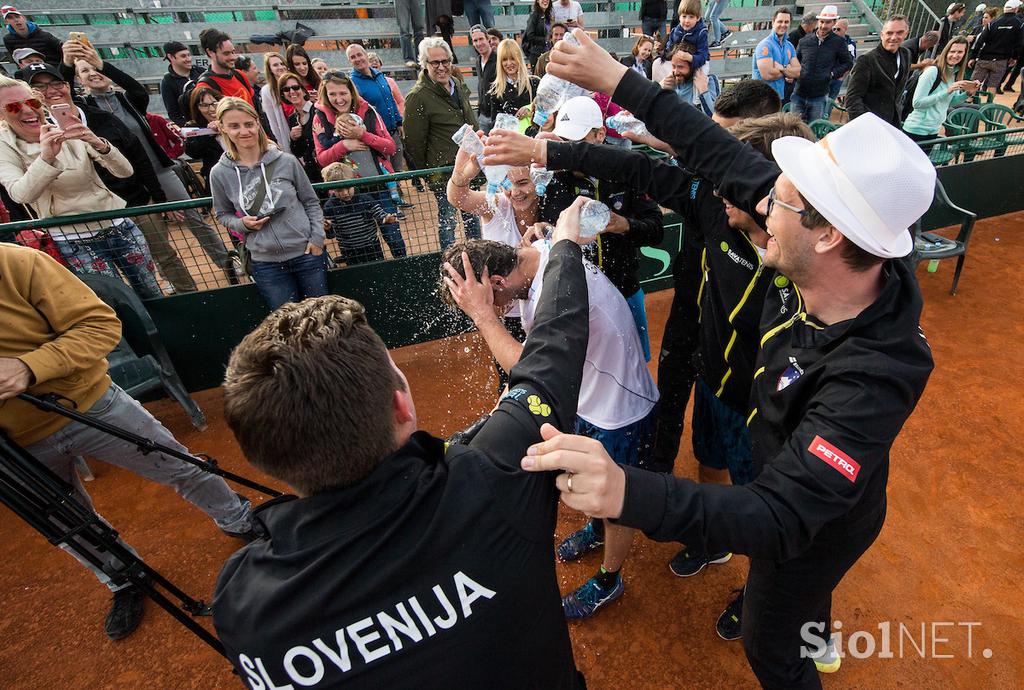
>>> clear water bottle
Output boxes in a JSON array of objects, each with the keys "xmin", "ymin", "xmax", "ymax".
[
  {"xmin": 530, "ymin": 166, "xmax": 554, "ymax": 196},
  {"xmin": 605, "ymin": 112, "xmax": 648, "ymax": 136},
  {"xmin": 452, "ymin": 123, "xmax": 485, "ymax": 167},
  {"xmin": 531, "ymin": 33, "xmax": 589, "ymax": 127},
  {"xmin": 579, "ymin": 199, "xmax": 611, "ymax": 239},
  {"xmin": 492, "ymin": 112, "xmax": 519, "ymax": 132}
]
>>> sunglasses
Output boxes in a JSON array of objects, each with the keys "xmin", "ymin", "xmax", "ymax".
[
  {"xmin": 325, "ymin": 70, "xmax": 351, "ymax": 81},
  {"xmin": 280, "ymin": 84, "xmax": 305, "ymax": 93},
  {"xmin": 766, "ymin": 187, "xmax": 807, "ymax": 218},
  {"xmin": 4, "ymin": 97, "xmax": 42, "ymax": 114}
]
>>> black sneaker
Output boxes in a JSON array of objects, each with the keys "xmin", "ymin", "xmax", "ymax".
[
  {"xmin": 669, "ymin": 548, "xmax": 732, "ymax": 577},
  {"xmin": 716, "ymin": 588, "xmax": 744, "ymax": 641},
  {"xmin": 105, "ymin": 584, "xmax": 145, "ymax": 640},
  {"xmin": 1006, "ymin": 86, "xmax": 1016, "ymax": 93},
  {"xmin": 720, "ymin": 29, "xmax": 733, "ymax": 43}
]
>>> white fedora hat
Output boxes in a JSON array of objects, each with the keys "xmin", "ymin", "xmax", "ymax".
[
  {"xmin": 817, "ymin": 5, "xmax": 841, "ymax": 19},
  {"xmin": 771, "ymin": 114, "xmax": 936, "ymax": 259}
]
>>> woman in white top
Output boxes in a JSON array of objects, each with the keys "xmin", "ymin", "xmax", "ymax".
[
  {"xmin": 446, "ymin": 129, "xmax": 541, "ymax": 387},
  {"xmin": 260, "ymin": 53, "xmax": 291, "ymax": 154}
]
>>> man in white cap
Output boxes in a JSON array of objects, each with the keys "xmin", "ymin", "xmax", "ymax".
[
  {"xmin": 968, "ymin": 0, "xmax": 1024, "ymax": 89},
  {"xmin": 791, "ymin": 5, "xmax": 854, "ymax": 122},
  {"xmin": 488, "ymin": 30, "xmax": 936, "ymax": 688},
  {"xmin": 996, "ymin": 0, "xmax": 1023, "ymax": 92},
  {"xmin": 935, "ymin": 2, "xmax": 967, "ymax": 50},
  {"xmin": 1, "ymin": 6, "xmax": 62, "ymax": 66}
]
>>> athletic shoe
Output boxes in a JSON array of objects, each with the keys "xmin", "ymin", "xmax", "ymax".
[
  {"xmin": 397, "ymin": 199, "xmax": 415, "ymax": 209},
  {"xmin": 1006, "ymin": 86, "xmax": 1016, "ymax": 93},
  {"xmin": 709, "ymin": 39, "xmax": 722, "ymax": 48},
  {"xmin": 669, "ymin": 548, "xmax": 732, "ymax": 577},
  {"xmin": 812, "ymin": 634, "xmax": 842, "ymax": 674},
  {"xmin": 405, "ymin": 60, "xmax": 418, "ymax": 68},
  {"xmin": 716, "ymin": 588, "xmax": 744, "ymax": 641},
  {"xmin": 556, "ymin": 522, "xmax": 604, "ymax": 562},
  {"xmin": 996, "ymin": 88, "xmax": 1004, "ymax": 94},
  {"xmin": 396, "ymin": 210, "xmax": 407, "ymax": 220},
  {"xmin": 720, "ymin": 29, "xmax": 733, "ymax": 43},
  {"xmin": 105, "ymin": 584, "xmax": 145, "ymax": 640},
  {"xmin": 562, "ymin": 573, "xmax": 624, "ymax": 620}
]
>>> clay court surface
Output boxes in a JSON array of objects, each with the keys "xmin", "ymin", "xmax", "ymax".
[{"xmin": 1, "ymin": 213, "xmax": 1021, "ymax": 688}]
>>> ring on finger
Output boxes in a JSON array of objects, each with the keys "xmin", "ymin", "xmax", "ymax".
[{"xmin": 566, "ymin": 472, "xmax": 574, "ymax": 493}]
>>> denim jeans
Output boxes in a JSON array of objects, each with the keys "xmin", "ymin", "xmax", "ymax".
[
  {"xmin": 24, "ymin": 384, "xmax": 252, "ymax": 591},
  {"xmin": 705, "ymin": 0, "xmax": 728, "ymax": 43},
  {"xmin": 464, "ymin": 0, "xmax": 495, "ymax": 28},
  {"xmin": 434, "ymin": 187, "xmax": 480, "ymax": 249},
  {"xmin": 395, "ymin": 0, "xmax": 426, "ymax": 61},
  {"xmin": 250, "ymin": 251, "xmax": 329, "ymax": 311},
  {"xmin": 55, "ymin": 219, "xmax": 162, "ymax": 300},
  {"xmin": 790, "ymin": 92, "xmax": 827, "ymax": 123},
  {"xmin": 642, "ymin": 16, "xmax": 668, "ymax": 40},
  {"xmin": 373, "ymin": 191, "xmax": 407, "ymax": 258}
]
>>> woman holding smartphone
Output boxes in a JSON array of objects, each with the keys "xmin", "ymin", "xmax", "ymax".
[
  {"xmin": 208, "ymin": 98, "xmax": 327, "ymax": 311},
  {"xmin": 902, "ymin": 37, "xmax": 980, "ymax": 152}
]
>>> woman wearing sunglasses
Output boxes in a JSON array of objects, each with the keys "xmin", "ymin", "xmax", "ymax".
[
  {"xmin": 279, "ymin": 72, "xmax": 322, "ymax": 183},
  {"xmin": 260, "ymin": 52, "xmax": 292, "ymax": 155},
  {"xmin": 313, "ymin": 70, "xmax": 406, "ymax": 258},
  {"xmin": 0, "ymin": 76, "xmax": 162, "ymax": 299}
]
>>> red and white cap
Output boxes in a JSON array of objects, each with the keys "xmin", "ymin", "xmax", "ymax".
[
  {"xmin": 771, "ymin": 114, "xmax": 935, "ymax": 259},
  {"xmin": 1, "ymin": 5, "xmax": 21, "ymax": 19}
]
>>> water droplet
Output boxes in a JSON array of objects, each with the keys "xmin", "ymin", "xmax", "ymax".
[{"xmin": 464, "ymin": 346, "xmax": 471, "ymax": 353}]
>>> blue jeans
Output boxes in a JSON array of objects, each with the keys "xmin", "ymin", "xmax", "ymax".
[
  {"xmin": 705, "ymin": 0, "xmax": 728, "ymax": 43},
  {"xmin": 395, "ymin": 0, "xmax": 425, "ymax": 61},
  {"xmin": 790, "ymin": 92, "xmax": 826, "ymax": 123},
  {"xmin": 464, "ymin": 0, "xmax": 495, "ymax": 28},
  {"xmin": 250, "ymin": 251, "xmax": 329, "ymax": 311},
  {"xmin": 373, "ymin": 191, "xmax": 407, "ymax": 258},
  {"xmin": 55, "ymin": 219, "xmax": 162, "ymax": 300},
  {"xmin": 642, "ymin": 16, "xmax": 668, "ymax": 39},
  {"xmin": 434, "ymin": 187, "xmax": 480, "ymax": 249},
  {"xmin": 825, "ymin": 79, "xmax": 843, "ymax": 117}
]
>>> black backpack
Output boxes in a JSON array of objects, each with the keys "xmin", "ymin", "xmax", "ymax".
[
  {"xmin": 900, "ymin": 67, "xmax": 945, "ymax": 122},
  {"xmin": 177, "ymin": 69, "xmax": 252, "ymax": 120}
]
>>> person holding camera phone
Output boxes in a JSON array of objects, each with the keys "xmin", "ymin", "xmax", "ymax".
[{"xmin": 209, "ymin": 97, "xmax": 328, "ymax": 311}]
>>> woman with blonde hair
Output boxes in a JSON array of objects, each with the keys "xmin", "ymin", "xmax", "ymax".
[
  {"xmin": 903, "ymin": 36, "xmax": 979, "ymax": 150},
  {"xmin": 208, "ymin": 97, "xmax": 327, "ymax": 310},
  {"xmin": 260, "ymin": 52, "xmax": 292, "ymax": 153},
  {"xmin": 480, "ymin": 39, "xmax": 539, "ymax": 124}
]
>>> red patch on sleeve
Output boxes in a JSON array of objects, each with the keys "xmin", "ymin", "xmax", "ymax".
[
  {"xmin": 762, "ymin": 47, "xmax": 770, "ymax": 55},
  {"xmin": 808, "ymin": 436, "xmax": 861, "ymax": 483}
]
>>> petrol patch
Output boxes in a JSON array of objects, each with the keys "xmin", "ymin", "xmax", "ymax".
[
  {"xmin": 808, "ymin": 436, "xmax": 860, "ymax": 483},
  {"xmin": 527, "ymin": 394, "xmax": 551, "ymax": 417}
]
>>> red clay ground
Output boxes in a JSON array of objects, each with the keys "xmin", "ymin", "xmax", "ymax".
[{"xmin": 1, "ymin": 214, "xmax": 1022, "ymax": 689}]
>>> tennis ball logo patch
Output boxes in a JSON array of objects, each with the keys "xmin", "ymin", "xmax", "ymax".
[
  {"xmin": 527, "ymin": 395, "xmax": 551, "ymax": 417},
  {"xmin": 774, "ymin": 275, "xmax": 790, "ymax": 288},
  {"xmin": 720, "ymin": 241, "xmax": 729, "ymax": 252}
]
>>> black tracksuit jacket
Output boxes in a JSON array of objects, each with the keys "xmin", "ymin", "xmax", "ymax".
[
  {"xmin": 212, "ymin": 241, "xmax": 589, "ymax": 690},
  {"xmin": 577, "ymin": 69, "xmax": 935, "ymax": 566},
  {"xmin": 971, "ymin": 13, "xmax": 1024, "ymax": 60},
  {"xmin": 795, "ymin": 31, "xmax": 855, "ymax": 98},
  {"xmin": 539, "ymin": 169, "xmax": 664, "ymax": 298}
]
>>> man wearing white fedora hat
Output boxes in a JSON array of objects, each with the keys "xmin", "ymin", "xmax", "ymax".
[
  {"xmin": 485, "ymin": 30, "xmax": 936, "ymax": 689},
  {"xmin": 791, "ymin": 4, "xmax": 853, "ymax": 122}
]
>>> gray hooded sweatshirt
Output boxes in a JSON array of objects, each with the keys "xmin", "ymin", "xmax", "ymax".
[{"xmin": 209, "ymin": 147, "xmax": 325, "ymax": 263}]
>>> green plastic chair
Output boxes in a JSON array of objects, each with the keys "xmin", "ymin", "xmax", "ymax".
[
  {"xmin": 978, "ymin": 103, "xmax": 1024, "ymax": 148},
  {"xmin": 944, "ymin": 108, "xmax": 1006, "ymax": 161},
  {"xmin": 78, "ymin": 273, "xmax": 207, "ymax": 430},
  {"xmin": 926, "ymin": 143, "xmax": 958, "ymax": 166},
  {"xmin": 911, "ymin": 179, "xmax": 977, "ymax": 296},
  {"xmin": 809, "ymin": 119, "xmax": 840, "ymax": 139},
  {"xmin": 781, "ymin": 101, "xmax": 792, "ymax": 113}
]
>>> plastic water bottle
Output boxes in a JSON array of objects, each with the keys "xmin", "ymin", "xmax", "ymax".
[
  {"xmin": 605, "ymin": 112, "xmax": 648, "ymax": 136},
  {"xmin": 452, "ymin": 123, "xmax": 485, "ymax": 167},
  {"xmin": 579, "ymin": 199, "xmax": 611, "ymax": 239},
  {"xmin": 482, "ymin": 114, "xmax": 519, "ymax": 207},
  {"xmin": 531, "ymin": 33, "xmax": 589, "ymax": 126},
  {"xmin": 530, "ymin": 166, "xmax": 554, "ymax": 196},
  {"xmin": 492, "ymin": 112, "xmax": 519, "ymax": 132}
]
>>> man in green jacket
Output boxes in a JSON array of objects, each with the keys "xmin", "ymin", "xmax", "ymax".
[{"xmin": 404, "ymin": 36, "xmax": 481, "ymax": 248}]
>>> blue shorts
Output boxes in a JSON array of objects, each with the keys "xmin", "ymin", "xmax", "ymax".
[
  {"xmin": 691, "ymin": 377, "xmax": 754, "ymax": 486},
  {"xmin": 625, "ymin": 288, "xmax": 652, "ymax": 362},
  {"xmin": 575, "ymin": 404, "xmax": 657, "ymax": 468}
]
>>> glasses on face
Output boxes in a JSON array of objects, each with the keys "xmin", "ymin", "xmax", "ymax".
[
  {"xmin": 427, "ymin": 59, "xmax": 452, "ymax": 67},
  {"xmin": 767, "ymin": 187, "xmax": 807, "ymax": 218},
  {"xmin": 280, "ymin": 84, "xmax": 304, "ymax": 94},
  {"xmin": 34, "ymin": 81, "xmax": 67, "ymax": 93},
  {"xmin": 4, "ymin": 97, "xmax": 42, "ymax": 114},
  {"xmin": 198, "ymin": 100, "xmax": 219, "ymax": 110}
]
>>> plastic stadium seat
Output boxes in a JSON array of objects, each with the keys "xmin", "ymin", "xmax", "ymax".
[
  {"xmin": 809, "ymin": 119, "xmax": 840, "ymax": 138},
  {"xmin": 911, "ymin": 179, "xmax": 977, "ymax": 295},
  {"xmin": 78, "ymin": 273, "xmax": 207, "ymax": 430}
]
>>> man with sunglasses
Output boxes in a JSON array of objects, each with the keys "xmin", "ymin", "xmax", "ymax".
[
  {"xmin": 404, "ymin": 37, "xmax": 479, "ymax": 248},
  {"xmin": 485, "ymin": 31, "xmax": 936, "ymax": 688}
]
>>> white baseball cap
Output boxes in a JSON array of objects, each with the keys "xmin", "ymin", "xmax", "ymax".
[
  {"xmin": 771, "ymin": 114, "xmax": 935, "ymax": 259},
  {"xmin": 975, "ymin": 2, "xmax": 987, "ymax": 9},
  {"xmin": 817, "ymin": 5, "xmax": 841, "ymax": 19},
  {"xmin": 553, "ymin": 96, "xmax": 604, "ymax": 141},
  {"xmin": 1003, "ymin": 0, "xmax": 1020, "ymax": 10}
]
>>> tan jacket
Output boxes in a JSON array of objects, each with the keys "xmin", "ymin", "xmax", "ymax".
[
  {"xmin": 0, "ymin": 243, "xmax": 122, "ymax": 446},
  {"xmin": 0, "ymin": 125, "xmax": 132, "ymax": 239}
]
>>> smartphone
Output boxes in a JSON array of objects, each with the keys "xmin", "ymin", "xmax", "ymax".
[
  {"xmin": 180, "ymin": 126, "xmax": 215, "ymax": 138},
  {"xmin": 256, "ymin": 207, "xmax": 286, "ymax": 220},
  {"xmin": 68, "ymin": 31, "xmax": 92, "ymax": 48},
  {"xmin": 49, "ymin": 103, "xmax": 80, "ymax": 131}
]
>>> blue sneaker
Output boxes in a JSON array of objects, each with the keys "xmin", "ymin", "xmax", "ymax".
[
  {"xmin": 562, "ymin": 573, "xmax": 624, "ymax": 620},
  {"xmin": 556, "ymin": 522, "xmax": 604, "ymax": 562}
]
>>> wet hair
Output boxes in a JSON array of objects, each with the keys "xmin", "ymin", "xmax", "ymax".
[
  {"xmin": 224, "ymin": 296, "xmax": 405, "ymax": 495},
  {"xmin": 438, "ymin": 240, "xmax": 519, "ymax": 307},
  {"xmin": 728, "ymin": 112, "xmax": 813, "ymax": 160},
  {"xmin": 714, "ymin": 79, "xmax": 782, "ymax": 118}
]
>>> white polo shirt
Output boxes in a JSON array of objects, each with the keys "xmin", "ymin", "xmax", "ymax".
[{"xmin": 519, "ymin": 240, "xmax": 658, "ymax": 430}]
